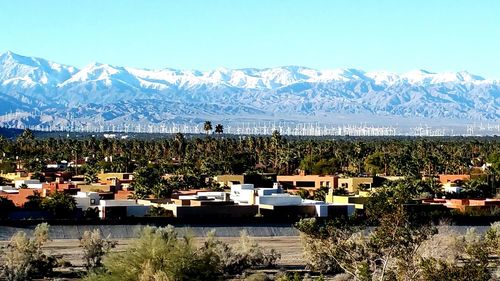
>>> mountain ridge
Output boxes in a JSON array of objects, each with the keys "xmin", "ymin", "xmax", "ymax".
[{"xmin": 0, "ymin": 51, "xmax": 499, "ymax": 129}]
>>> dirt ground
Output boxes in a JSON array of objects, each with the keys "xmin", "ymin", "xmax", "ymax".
[{"xmin": 0, "ymin": 235, "xmax": 305, "ymax": 268}]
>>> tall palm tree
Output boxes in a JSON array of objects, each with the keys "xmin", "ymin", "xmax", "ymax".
[
  {"xmin": 174, "ymin": 133, "xmax": 186, "ymax": 161},
  {"xmin": 215, "ymin": 124, "xmax": 223, "ymax": 135},
  {"xmin": 270, "ymin": 130, "xmax": 282, "ymax": 171},
  {"xmin": 203, "ymin": 121, "xmax": 213, "ymax": 135}
]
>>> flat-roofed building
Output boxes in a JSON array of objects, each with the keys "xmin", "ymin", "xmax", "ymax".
[
  {"xmin": 0, "ymin": 188, "xmax": 37, "ymax": 207},
  {"xmin": 214, "ymin": 174, "xmax": 276, "ymax": 187},
  {"xmin": 98, "ymin": 200, "xmax": 150, "ymax": 219},
  {"xmin": 150, "ymin": 194, "xmax": 258, "ymax": 219},
  {"xmin": 73, "ymin": 191, "xmax": 101, "ymax": 210},
  {"xmin": 14, "ymin": 179, "xmax": 42, "ymax": 189},
  {"xmin": 421, "ymin": 198, "xmax": 500, "ymax": 213},
  {"xmin": 0, "ymin": 171, "xmax": 30, "ymax": 181},
  {"xmin": 97, "ymin": 173, "xmax": 134, "ymax": 183},
  {"xmin": 230, "ymin": 184, "xmax": 257, "ymax": 204},
  {"xmin": 277, "ymin": 173, "xmax": 338, "ymax": 190},
  {"xmin": 338, "ymin": 177, "xmax": 373, "ymax": 193},
  {"xmin": 326, "ymin": 194, "xmax": 370, "ymax": 209}
]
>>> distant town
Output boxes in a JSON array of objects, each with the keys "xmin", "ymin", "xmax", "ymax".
[
  {"xmin": 1, "ymin": 126, "xmax": 498, "ymax": 221},
  {"xmin": 0, "ymin": 127, "xmax": 499, "ymax": 280}
]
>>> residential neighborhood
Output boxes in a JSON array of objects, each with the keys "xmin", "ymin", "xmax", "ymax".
[
  {"xmin": 1, "ymin": 160, "xmax": 498, "ymax": 222},
  {"xmin": 0, "ymin": 130, "xmax": 499, "ymax": 280}
]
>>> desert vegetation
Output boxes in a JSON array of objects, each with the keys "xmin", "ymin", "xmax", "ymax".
[
  {"xmin": 297, "ymin": 183, "xmax": 500, "ymax": 280},
  {"xmin": 0, "ymin": 225, "xmax": 281, "ymax": 281}
]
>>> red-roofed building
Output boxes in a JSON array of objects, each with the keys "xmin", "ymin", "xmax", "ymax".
[
  {"xmin": 438, "ymin": 174, "xmax": 470, "ymax": 184},
  {"xmin": 0, "ymin": 188, "xmax": 36, "ymax": 207}
]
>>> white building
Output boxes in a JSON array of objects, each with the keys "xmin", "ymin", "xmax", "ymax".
[
  {"xmin": 230, "ymin": 182, "xmax": 355, "ymax": 218},
  {"xmin": 302, "ymin": 199, "xmax": 356, "ymax": 217},
  {"xmin": 257, "ymin": 183, "xmax": 282, "ymax": 196},
  {"xmin": 46, "ymin": 161, "xmax": 68, "ymax": 170},
  {"xmin": 230, "ymin": 184, "xmax": 256, "ymax": 204},
  {"xmin": 179, "ymin": 192, "xmax": 229, "ymax": 201},
  {"xmin": 14, "ymin": 179, "xmax": 42, "ymax": 189},
  {"xmin": 256, "ymin": 193, "xmax": 303, "ymax": 206},
  {"xmin": 0, "ymin": 185, "xmax": 18, "ymax": 193},
  {"xmin": 73, "ymin": 191, "xmax": 101, "ymax": 210},
  {"xmin": 98, "ymin": 200, "xmax": 150, "ymax": 219},
  {"xmin": 196, "ymin": 191, "xmax": 228, "ymax": 201},
  {"xmin": 443, "ymin": 182, "xmax": 462, "ymax": 193}
]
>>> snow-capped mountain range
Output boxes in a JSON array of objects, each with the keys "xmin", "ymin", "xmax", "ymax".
[{"xmin": 0, "ymin": 51, "xmax": 499, "ymax": 129}]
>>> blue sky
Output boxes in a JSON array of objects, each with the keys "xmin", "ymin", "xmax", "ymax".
[{"xmin": 1, "ymin": 0, "xmax": 499, "ymax": 78}]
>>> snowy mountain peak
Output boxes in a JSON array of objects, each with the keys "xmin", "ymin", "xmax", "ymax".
[
  {"xmin": 0, "ymin": 51, "xmax": 78, "ymax": 86},
  {"xmin": 0, "ymin": 51, "xmax": 15, "ymax": 61},
  {"xmin": 455, "ymin": 71, "xmax": 485, "ymax": 81},
  {"xmin": 398, "ymin": 69, "xmax": 488, "ymax": 84},
  {"xmin": 0, "ymin": 51, "xmax": 40, "ymax": 67},
  {"xmin": 0, "ymin": 51, "xmax": 499, "ymax": 127},
  {"xmin": 365, "ymin": 71, "xmax": 400, "ymax": 84},
  {"xmin": 1, "ymin": 51, "xmax": 494, "ymax": 89},
  {"xmin": 60, "ymin": 62, "xmax": 136, "ymax": 88},
  {"xmin": 0, "ymin": 50, "xmax": 24, "ymax": 61}
]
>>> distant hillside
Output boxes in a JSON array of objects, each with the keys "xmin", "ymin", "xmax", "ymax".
[{"xmin": 0, "ymin": 51, "xmax": 499, "ymax": 130}]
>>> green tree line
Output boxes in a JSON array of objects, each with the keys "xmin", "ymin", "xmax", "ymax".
[{"xmin": 2, "ymin": 129, "xmax": 500, "ymax": 182}]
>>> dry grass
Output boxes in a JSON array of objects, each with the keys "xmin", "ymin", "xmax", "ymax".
[{"xmin": 1, "ymin": 235, "xmax": 304, "ymax": 268}]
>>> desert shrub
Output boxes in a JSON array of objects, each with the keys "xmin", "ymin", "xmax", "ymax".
[
  {"xmin": 419, "ymin": 258, "xmax": 491, "ymax": 281},
  {"xmin": 56, "ymin": 258, "xmax": 73, "ymax": 268},
  {"xmin": 80, "ymin": 229, "xmax": 117, "ymax": 269},
  {"xmin": 486, "ymin": 222, "xmax": 500, "ymax": 257},
  {"xmin": 244, "ymin": 272, "xmax": 271, "ymax": 281},
  {"xmin": 0, "ymin": 223, "xmax": 57, "ymax": 281},
  {"xmin": 418, "ymin": 226, "xmax": 461, "ymax": 263},
  {"xmin": 199, "ymin": 229, "xmax": 281, "ymax": 275},
  {"xmin": 331, "ymin": 273, "xmax": 352, "ymax": 281},
  {"xmin": 85, "ymin": 226, "xmax": 222, "ymax": 281},
  {"xmin": 298, "ymin": 226, "xmax": 344, "ymax": 274},
  {"xmin": 418, "ymin": 222, "xmax": 500, "ymax": 281},
  {"xmin": 297, "ymin": 206, "xmax": 438, "ymax": 280},
  {"xmin": 236, "ymin": 230, "xmax": 281, "ymax": 269},
  {"xmin": 85, "ymin": 226, "xmax": 281, "ymax": 281},
  {"xmin": 275, "ymin": 272, "xmax": 302, "ymax": 281}
]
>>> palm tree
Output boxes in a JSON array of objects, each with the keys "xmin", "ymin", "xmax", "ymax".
[
  {"xmin": 174, "ymin": 133, "xmax": 186, "ymax": 161},
  {"xmin": 84, "ymin": 166, "xmax": 99, "ymax": 184},
  {"xmin": 270, "ymin": 130, "xmax": 282, "ymax": 171},
  {"xmin": 17, "ymin": 128, "xmax": 34, "ymax": 142},
  {"xmin": 203, "ymin": 121, "xmax": 213, "ymax": 135},
  {"xmin": 215, "ymin": 124, "xmax": 224, "ymax": 135}
]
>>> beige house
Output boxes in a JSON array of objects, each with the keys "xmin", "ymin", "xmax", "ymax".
[
  {"xmin": 97, "ymin": 172, "xmax": 134, "ymax": 183},
  {"xmin": 338, "ymin": 177, "xmax": 373, "ymax": 193},
  {"xmin": 213, "ymin": 175, "xmax": 246, "ymax": 186},
  {"xmin": 277, "ymin": 174, "xmax": 338, "ymax": 190},
  {"xmin": 0, "ymin": 171, "xmax": 30, "ymax": 181}
]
